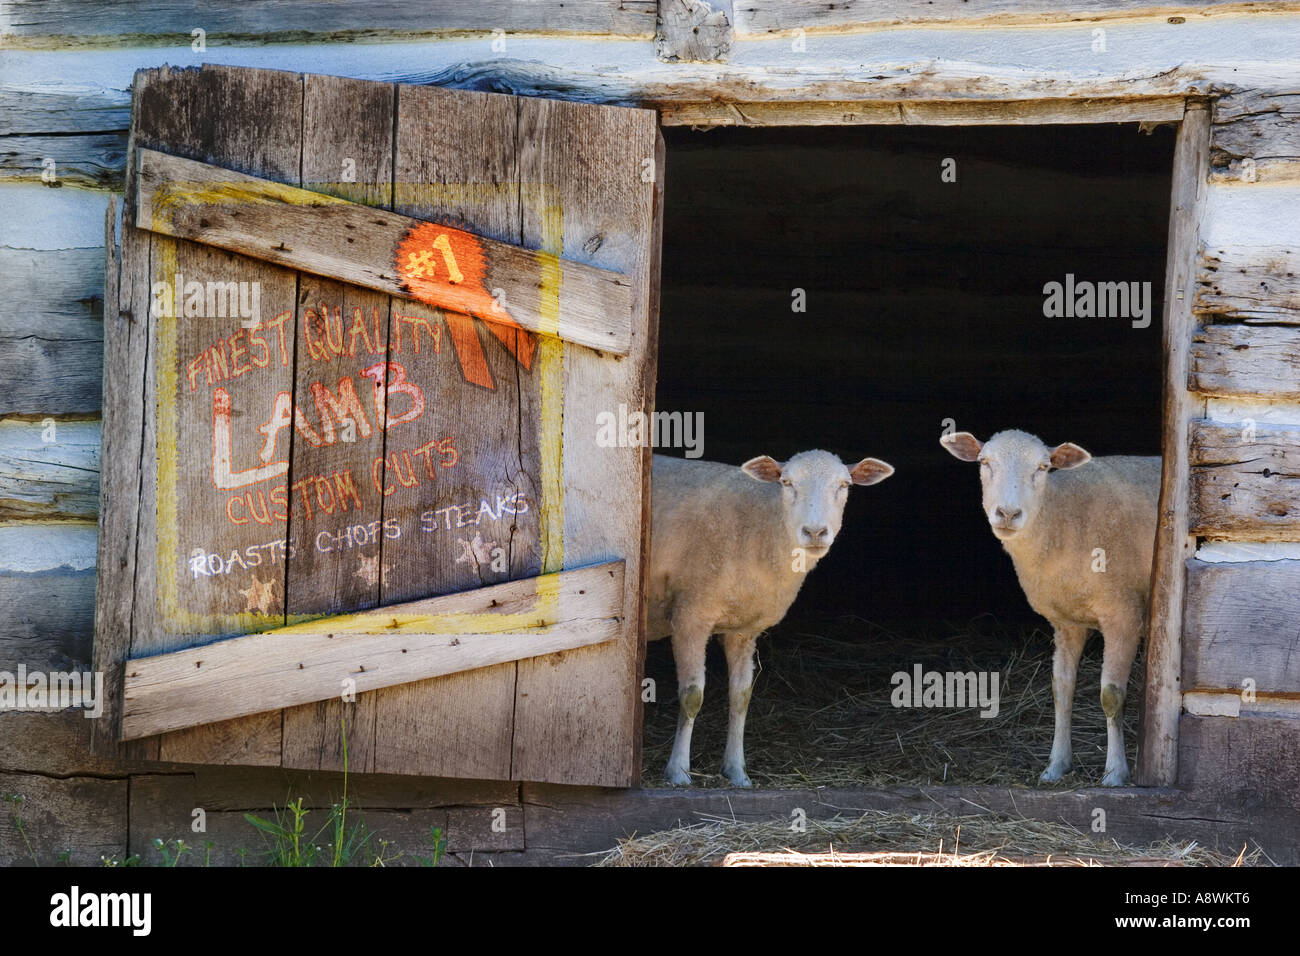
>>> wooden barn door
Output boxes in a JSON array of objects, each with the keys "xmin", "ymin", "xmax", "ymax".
[{"xmin": 93, "ymin": 65, "xmax": 663, "ymax": 787}]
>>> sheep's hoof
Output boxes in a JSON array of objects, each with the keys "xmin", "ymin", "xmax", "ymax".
[
  {"xmin": 664, "ymin": 765, "xmax": 692, "ymax": 787},
  {"xmin": 722, "ymin": 765, "xmax": 752, "ymax": 788},
  {"xmin": 1039, "ymin": 762, "xmax": 1071, "ymax": 785},
  {"xmin": 1100, "ymin": 766, "xmax": 1131, "ymax": 787}
]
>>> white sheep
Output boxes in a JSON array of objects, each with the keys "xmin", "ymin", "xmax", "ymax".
[
  {"xmin": 647, "ymin": 449, "xmax": 895, "ymax": 786},
  {"xmin": 940, "ymin": 429, "xmax": 1160, "ymax": 786}
]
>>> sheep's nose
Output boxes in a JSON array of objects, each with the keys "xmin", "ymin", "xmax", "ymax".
[
  {"xmin": 802, "ymin": 525, "xmax": 830, "ymax": 541},
  {"xmin": 995, "ymin": 507, "xmax": 1022, "ymax": 523}
]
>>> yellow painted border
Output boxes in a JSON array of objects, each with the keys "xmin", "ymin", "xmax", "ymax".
[{"xmin": 151, "ymin": 179, "xmax": 565, "ymax": 638}]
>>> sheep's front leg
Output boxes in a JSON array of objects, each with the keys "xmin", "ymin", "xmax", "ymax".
[
  {"xmin": 1041, "ymin": 623, "xmax": 1088, "ymax": 784},
  {"xmin": 1098, "ymin": 607, "xmax": 1143, "ymax": 787},
  {"xmin": 665, "ymin": 616, "xmax": 711, "ymax": 787},
  {"xmin": 720, "ymin": 631, "xmax": 759, "ymax": 787}
]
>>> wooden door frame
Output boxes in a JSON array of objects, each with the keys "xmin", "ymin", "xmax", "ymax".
[{"xmin": 655, "ymin": 93, "xmax": 1206, "ymax": 787}]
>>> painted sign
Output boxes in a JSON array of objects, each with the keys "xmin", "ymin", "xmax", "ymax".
[{"xmin": 153, "ymin": 208, "xmax": 549, "ymax": 635}]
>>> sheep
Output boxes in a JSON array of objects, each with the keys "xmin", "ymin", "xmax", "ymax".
[
  {"xmin": 647, "ymin": 449, "xmax": 895, "ymax": 787},
  {"xmin": 939, "ymin": 429, "xmax": 1160, "ymax": 786}
]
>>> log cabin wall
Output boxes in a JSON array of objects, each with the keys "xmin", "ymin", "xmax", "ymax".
[{"xmin": 2, "ymin": 1, "xmax": 1299, "ymax": 863}]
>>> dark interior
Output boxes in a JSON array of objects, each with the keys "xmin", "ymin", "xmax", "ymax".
[{"xmin": 654, "ymin": 123, "xmax": 1175, "ymax": 626}]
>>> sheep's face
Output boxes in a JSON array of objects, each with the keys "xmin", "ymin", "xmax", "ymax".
[
  {"xmin": 940, "ymin": 429, "xmax": 1091, "ymax": 541},
  {"xmin": 741, "ymin": 450, "xmax": 894, "ymax": 560}
]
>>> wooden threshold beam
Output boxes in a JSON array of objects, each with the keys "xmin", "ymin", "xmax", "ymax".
[
  {"xmin": 121, "ymin": 560, "xmax": 625, "ymax": 740},
  {"xmin": 658, "ymin": 96, "xmax": 1189, "ymax": 127},
  {"xmin": 134, "ymin": 148, "xmax": 634, "ymax": 355}
]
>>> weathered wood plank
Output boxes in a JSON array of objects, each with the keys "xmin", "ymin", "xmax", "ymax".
[
  {"xmin": 1192, "ymin": 418, "xmax": 1300, "ymax": 468},
  {"xmin": 0, "ymin": 244, "xmax": 104, "ymax": 415},
  {"xmin": 127, "ymin": 63, "xmax": 307, "ymax": 764},
  {"xmin": 1178, "ymin": 714, "xmax": 1300, "ymax": 807},
  {"xmin": 0, "ymin": 567, "xmax": 96, "ymax": 672},
  {"xmin": 1210, "ymin": 89, "xmax": 1300, "ymax": 184},
  {"xmin": 0, "ymin": 0, "xmax": 658, "ymax": 47},
  {"xmin": 732, "ymin": 0, "xmax": 1300, "ymax": 34},
  {"xmin": 0, "ymin": 247, "xmax": 103, "ymax": 324},
  {"xmin": 0, "ymin": 772, "xmax": 127, "ymax": 866},
  {"xmin": 7, "ymin": 20, "xmax": 1299, "ymax": 142},
  {"xmin": 90, "ymin": 183, "xmax": 150, "ymax": 756},
  {"xmin": 1190, "ymin": 420, "xmax": 1300, "ymax": 539},
  {"xmin": 1137, "ymin": 104, "xmax": 1209, "ymax": 788},
  {"xmin": 656, "ymin": 0, "xmax": 733, "ymax": 63},
  {"xmin": 371, "ymin": 83, "xmax": 536, "ymax": 782},
  {"xmin": 1195, "ymin": 247, "xmax": 1300, "ymax": 322},
  {"xmin": 185, "ymin": 764, "xmax": 518, "ymax": 810},
  {"xmin": 510, "ymin": 96, "xmax": 662, "ymax": 787},
  {"xmin": 134, "ymin": 148, "xmax": 635, "ymax": 356},
  {"xmin": 0, "ymin": 419, "xmax": 100, "ymax": 520},
  {"xmin": 1183, "ymin": 558, "xmax": 1300, "ymax": 693},
  {"xmin": 522, "ymin": 781, "xmax": 1300, "ymax": 864},
  {"xmin": 1190, "ymin": 325, "xmax": 1300, "ymax": 399},
  {"xmin": 661, "ymin": 96, "xmax": 1188, "ymax": 127},
  {"xmin": 281, "ymin": 73, "xmax": 396, "ymax": 776},
  {"xmin": 0, "ymin": 710, "xmax": 138, "ymax": 776},
  {"xmin": 156, "ymin": 710, "xmax": 285, "ymax": 766},
  {"xmin": 122, "ymin": 561, "xmax": 625, "ymax": 739},
  {"xmin": 0, "ymin": 132, "xmax": 127, "ymax": 190}
]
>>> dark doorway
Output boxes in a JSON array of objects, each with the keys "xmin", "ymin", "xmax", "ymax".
[{"xmin": 655, "ymin": 123, "xmax": 1173, "ymax": 625}]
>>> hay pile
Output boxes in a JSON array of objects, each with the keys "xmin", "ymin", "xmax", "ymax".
[
  {"xmin": 640, "ymin": 615, "xmax": 1141, "ymax": 789},
  {"xmin": 592, "ymin": 809, "xmax": 1258, "ymax": 868}
]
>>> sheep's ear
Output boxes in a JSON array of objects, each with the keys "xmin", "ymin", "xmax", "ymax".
[
  {"xmin": 849, "ymin": 457, "xmax": 894, "ymax": 486},
  {"xmin": 741, "ymin": 455, "xmax": 783, "ymax": 482},
  {"xmin": 940, "ymin": 432, "xmax": 983, "ymax": 462},
  {"xmin": 1049, "ymin": 442, "xmax": 1092, "ymax": 470}
]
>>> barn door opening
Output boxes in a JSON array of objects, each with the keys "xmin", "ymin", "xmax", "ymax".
[
  {"xmin": 93, "ymin": 65, "xmax": 663, "ymax": 788},
  {"xmin": 647, "ymin": 116, "xmax": 1182, "ymax": 789}
]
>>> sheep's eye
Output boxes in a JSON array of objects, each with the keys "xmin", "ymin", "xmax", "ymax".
[
  {"xmin": 1038, "ymin": 462, "xmax": 1050, "ymax": 471},
  {"xmin": 839, "ymin": 481, "xmax": 850, "ymax": 490},
  {"xmin": 780, "ymin": 478, "xmax": 792, "ymax": 487}
]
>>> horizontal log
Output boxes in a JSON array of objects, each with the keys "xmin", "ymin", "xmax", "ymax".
[
  {"xmin": 0, "ymin": 771, "xmax": 126, "ymax": 866},
  {"xmin": 0, "ymin": 419, "xmax": 100, "ymax": 520},
  {"xmin": 1191, "ymin": 418, "xmax": 1300, "ymax": 468},
  {"xmin": 1195, "ymin": 246, "xmax": 1300, "ymax": 323},
  {"xmin": 0, "ymin": 0, "xmax": 657, "ymax": 48},
  {"xmin": 661, "ymin": 96, "xmax": 1187, "ymax": 127},
  {"xmin": 1178, "ymin": 714, "xmax": 1300, "ymax": 806},
  {"xmin": 122, "ymin": 561, "xmax": 625, "ymax": 739},
  {"xmin": 732, "ymin": 0, "xmax": 1300, "ymax": 34},
  {"xmin": 1210, "ymin": 89, "xmax": 1300, "ymax": 183},
  {"xmin": 0, "ymin": 247, "xmax": 104, "ymax": 322},
  {"xmin": 0, "ymin": 133, "xmax": 127, "ymax": 190},
  {"xmin": 0, "ymin": 568, "xmax": 96, "ymax": 672},
  {"xmin": 4, "ymin": 22, "xmax": 1299, "ymax": 141},
  {"xmin": 0, "ymin": 245, "xmax": 104, "ymax": 415},
  {"xmin": 1182, "ymin": 558, "xmax": 1300, "ymax": 693},
  {"xmin": 1190, "ymin": 420, "xmax": 1300, "ymax": 539},
  {"xmin": 1188, "ymin": 324, "xmax": 1300, "ymax": 398},
  {"xmin": 135, "ymin": 148, "xmax": 634, "ymax": 355}
]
